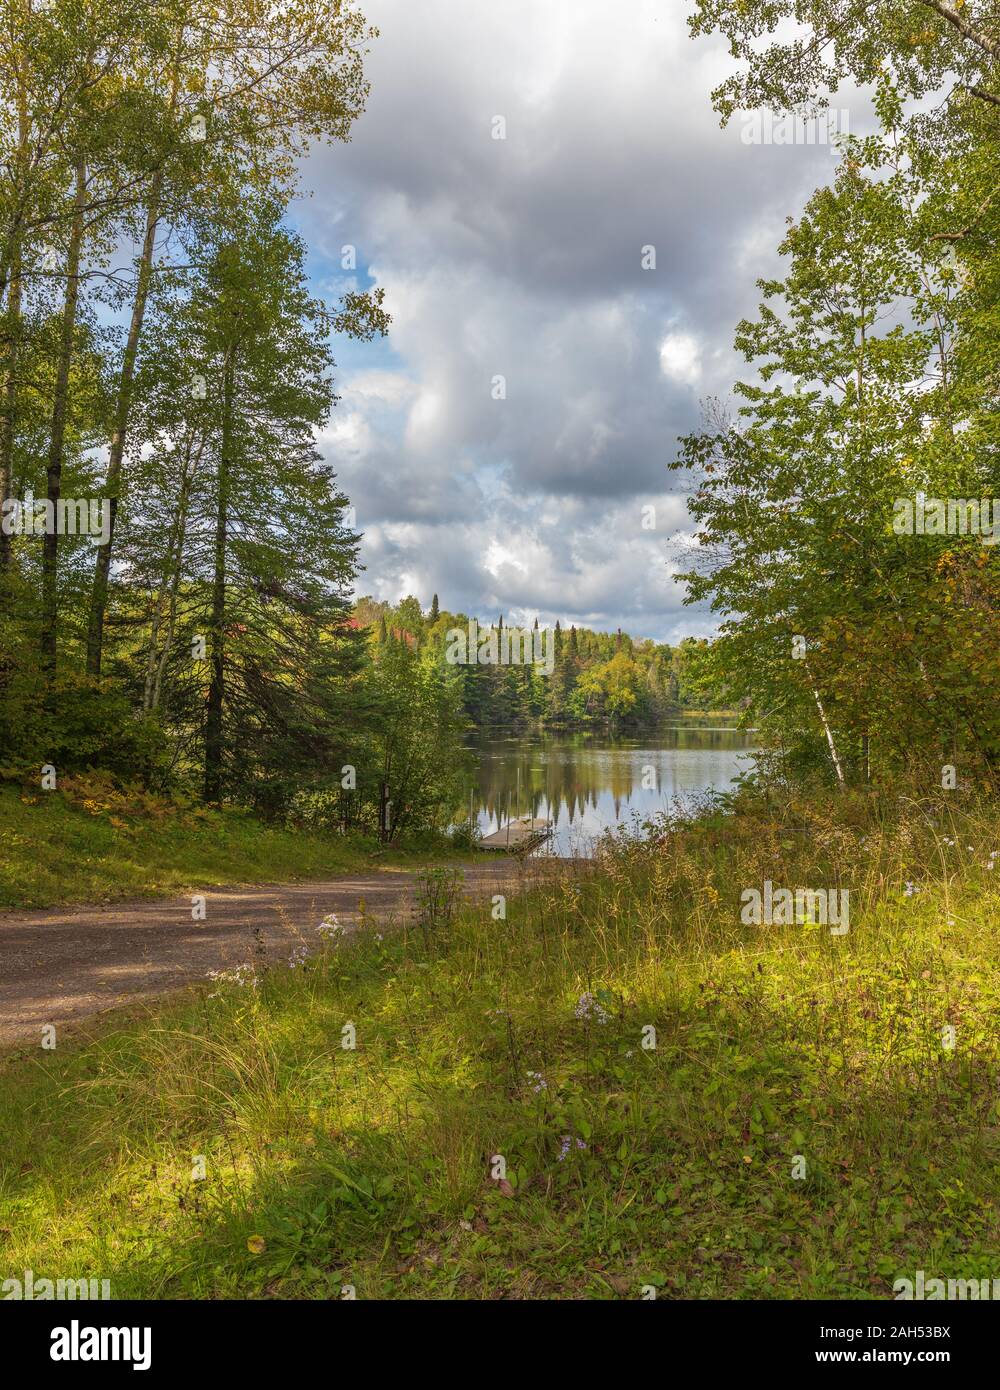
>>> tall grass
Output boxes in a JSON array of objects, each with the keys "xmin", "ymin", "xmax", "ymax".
[{"xmin": 2, "ymin": 780, "xmax": 999, "ymax": 1298}]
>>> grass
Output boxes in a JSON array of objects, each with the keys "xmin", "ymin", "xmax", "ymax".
[
  {"xmin": 2, "ymin": 782, "xmax": 1000, "ymax": 1299},
  {"xmin": 0, "ymin": 776, "xmax": 470, "ymax": 910}
]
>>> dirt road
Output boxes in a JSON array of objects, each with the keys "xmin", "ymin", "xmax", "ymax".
[{"xmin": 0, "ymin": 859, "xmax": 534, "ymax": 1049}]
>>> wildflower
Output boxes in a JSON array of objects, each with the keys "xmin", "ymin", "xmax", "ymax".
[
  {"xmin": 557, "ymin": 1134, "xmax": 587, "ymax": 1162},
  {"xmin": 206, "ymin": 963, "xmax": 258, "ymax": 996},
  {"xmin": 317, "ymin": 914, "xmax": 345, "ymax": 940},
  {"xmin": 526, "ymin": 1070, "xmax": 548, "ymax": 1094},
  {"xmin": 574, "ymin": 992, "xmax": 610, "ymax": 1024},
  {"xmin": 288, "ymin": 945, "xmax": 311, "ymax": 970},
  {"xmin": 903, "ymin": 882, "xmax": 919, "ymax": 897}
]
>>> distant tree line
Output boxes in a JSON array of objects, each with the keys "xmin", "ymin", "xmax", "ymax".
[{"xmin": 353, "ymin": 594, "xmax": 728, "ymax": 729}]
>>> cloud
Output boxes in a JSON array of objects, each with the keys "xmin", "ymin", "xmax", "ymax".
[
  {"xmin": 659, "ymin": 332, "xmax": 703, "ymax": 386},
  {"xmin": 296, "ymin": 0, "xmax": 875, "ymax": 641}
]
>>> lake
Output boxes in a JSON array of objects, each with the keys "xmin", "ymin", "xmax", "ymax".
[{"xmin": 465, "ymin": 725, "xmax": 757, "ymax": 857}]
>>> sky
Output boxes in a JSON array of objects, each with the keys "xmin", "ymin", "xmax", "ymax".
[{"xmin": 292, "ymin": 0, "xmax": 869, "ymax": 645}]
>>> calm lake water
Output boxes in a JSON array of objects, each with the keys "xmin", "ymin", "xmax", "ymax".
[{"xmin": 465, "ymin": 726, "xmax": 757, "ymax": 857}]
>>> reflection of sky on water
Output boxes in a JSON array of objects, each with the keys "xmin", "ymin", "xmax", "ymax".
[{"xmin": 465, "ymin": 728, "xmax": 757, "ymax": 857}]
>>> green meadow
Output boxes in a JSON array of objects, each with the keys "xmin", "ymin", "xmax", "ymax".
[{"xmin": 3, "ymin": 785, "xmax": 998, "ymax": 1299}]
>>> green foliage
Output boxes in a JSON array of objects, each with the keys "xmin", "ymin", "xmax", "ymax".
[
  {"xmin": 353, "ymin": 595, "xmax": 730, "ymax": 729},
  {"xmin": 0, "ymin": 0, "xmax": 397, "ymax": 823},
  {"xmin": 688, "ymin": 0, "xmax": 1000, "ymax": 124},
  {"xmin": 0, "ymin": 779, "xmax": 469, "ymax": 910},
  {"xmin": 570, "ymin": 651, "xmax": 648, "ymax": 723},
  {"xmin": 0, "ymin": 671, "xmax": 167, "ymax": 782},
  {"xmin": 3, "ymin": 787, "xmax": 1000, "ymax": 1296},
  {"xmin": 673, "ymin": 131, "xmax": 1000, "ymax": 780},
  {"xmin": 358, "ymin": 634, "xmax": 471, "ymax": 839},
  {"xmin": 413, "ymin": 865, "xmax": 465, "ymax": 946}
]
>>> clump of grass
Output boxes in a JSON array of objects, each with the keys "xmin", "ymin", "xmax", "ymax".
[
  {"xmin": 0, "ymin": 781, "xmax": 472, "ymax": 909},
  {"xmin": 2, "ymin": 783, "xmax": 999, "ymax": 1299},
  {"xmin": 412, "ymin": 866, "xmax": 465, "ymax": 949}
]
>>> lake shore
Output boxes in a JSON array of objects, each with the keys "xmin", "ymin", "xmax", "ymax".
[{"xmin": 467, "ymin": 724, "xmax": 756, "ymax": 856}]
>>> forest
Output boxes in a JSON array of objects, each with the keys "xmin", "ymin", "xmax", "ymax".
[
  {"xmin": 8, "ymin": 2, "xmax": 997, "ymax": 823},
  {"xmin": 0, "ymin": 3, "xmax": 723, "ymax": 852},
  {"xmin": 0, "ymin": 2, "xmax": 464, "ymax": 838},
  {"xmin": 353, "ymin": 593, "xmax": 721, "ymax": 728},
  {"xmin": 3, "ymin": 0, "xmax": 1000, "ymax": 1332}
]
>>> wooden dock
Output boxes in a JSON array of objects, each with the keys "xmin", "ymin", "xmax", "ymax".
[{"xmin": 479, "ymin": 815, "xmax": 553, "ymax": 852}]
